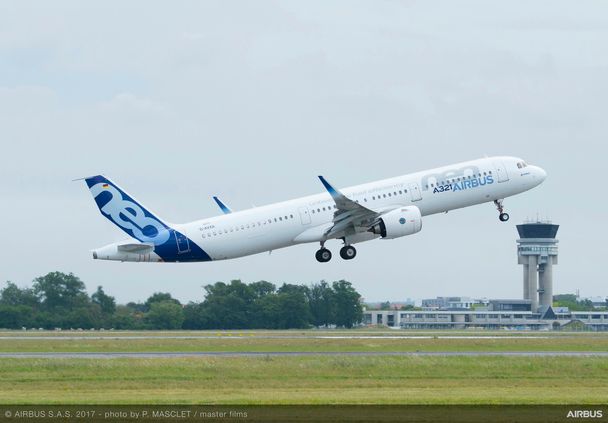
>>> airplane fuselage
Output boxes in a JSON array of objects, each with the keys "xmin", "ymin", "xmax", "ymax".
[{"xmin": 88, "ymin": 156, "xmax": 546, "ymax": 263}]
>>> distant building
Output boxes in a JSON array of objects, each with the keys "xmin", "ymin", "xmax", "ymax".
[
  {"xmin": 489, "ymin": 299, "xmax": 531, "ymax": 312},
  {"xmin": 362, "ymin": 308, "xmax": 608, "ymax": 331},
  {"xmin": 364, "ymin": 219, "xmax": 607, "ymax": 330},
  {"xmin": 421, "ymin": 296, "xmax": 481, "ymax": 310},
  {"xmin": 517, "ymin": 220, "xmax": 559, "ymax": 313},
  {"xmin": 365, "ymin": 299, "xmax": 415, "ymax": 310}
]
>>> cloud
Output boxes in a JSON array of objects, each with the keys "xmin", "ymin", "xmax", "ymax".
[{"xmin": 98, "ymin": 92, "xmax": 168, "ymax": 115}]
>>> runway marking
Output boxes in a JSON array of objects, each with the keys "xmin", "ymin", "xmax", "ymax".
[{"xmin": 1, "ymin": 351, "xmax": 607, "ymax": 359}]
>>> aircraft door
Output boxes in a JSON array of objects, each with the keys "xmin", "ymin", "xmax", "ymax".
[
  {"xmin": 409, "ymin": 183, "xmax": 422, "ymax": 201},
  {"xmin": 492, "ymin": 161, "xmax": 509, "ymax": 183},
  {"xmin": 174, "ymin": 230, "xmax": 191, "ymax": 254},
  {"xmin": 298, "ymin": 206, "xmax": 311, "ymax": 225}
]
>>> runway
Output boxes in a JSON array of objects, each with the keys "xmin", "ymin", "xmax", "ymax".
[
  {"xmin": 0, "ymin": 335, "xmax": 567, "ymax": 340},
  {"xmin": 1, "ymin": 351, "xmax": 607, "ymax": 359}
]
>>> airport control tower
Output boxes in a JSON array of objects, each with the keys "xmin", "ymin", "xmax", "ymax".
[{"xmin": 516, "ymin": 221, "xmax": 559, "ymax": 313}]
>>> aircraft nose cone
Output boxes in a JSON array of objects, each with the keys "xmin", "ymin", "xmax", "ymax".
[{"xmin": 536, "ymin": 166, "xmax": 547, "ymax": 182}]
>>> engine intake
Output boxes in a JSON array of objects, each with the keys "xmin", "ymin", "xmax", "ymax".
[{"xmin": 368, "ymin": 206, "xmax": 422, "ymax": 239}]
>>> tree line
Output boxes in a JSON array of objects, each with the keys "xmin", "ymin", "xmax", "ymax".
[
  {"xmin": 0, "ymin": 272, "xmax": 363, "ymax": 330},
  {"xmin": 553, "ymin": 294, "xmax": 606, "ymax": 311}
]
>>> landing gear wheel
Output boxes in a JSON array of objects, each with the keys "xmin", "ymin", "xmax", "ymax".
[
  {"xmin": 315, "ymin": 248, "xmax": 332, "ymax": 263},
  {"xmin": 494, "ymin": 199, "xmax": 509, "ymax": 222},
  {"xmin": 340, "ymin": 245, "xmax": 357, "ymax": 260}
]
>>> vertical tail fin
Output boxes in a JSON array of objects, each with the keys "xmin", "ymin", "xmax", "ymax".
[{"xmin": 84, "ymin": 175, "xmax": 171, "ymax": 245}]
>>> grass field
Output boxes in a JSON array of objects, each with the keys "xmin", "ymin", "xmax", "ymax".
[
  {"xmin": 1, "ymin": 330, "xmax": 608, "ymax": 353},
  {"xmin": 1, "ymin": 356, "xmax": 607, "ymax": 404},
  {"xmin": 1, "ymin": 330, "xmax": 607, "ymax": 404}
]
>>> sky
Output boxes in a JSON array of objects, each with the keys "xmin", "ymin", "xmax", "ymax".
[{"xmin": 1, "ymin": 0, "xmax": 607, "ymax": 304}]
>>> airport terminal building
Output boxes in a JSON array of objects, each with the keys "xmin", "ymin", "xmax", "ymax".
[
  {"xmin": 363, "ymin": 221, "xmax": 608, "ymax": 331},
  {"xmin": 363, "ymin": 303, "xmax": 608, "ymax": 331}
]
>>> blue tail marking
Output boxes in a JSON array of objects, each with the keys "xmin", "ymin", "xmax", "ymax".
[{"xmin": 84, "ymin": 175, "xmax": 212, "ymax": 262}]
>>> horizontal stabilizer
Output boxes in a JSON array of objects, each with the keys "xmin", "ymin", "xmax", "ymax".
[{"xmin": 117, "ymin": 243, "xmax": 154, "ymax": 254}]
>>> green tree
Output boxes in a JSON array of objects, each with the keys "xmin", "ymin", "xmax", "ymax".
[
  {"xmin": 31, "ymin": 272, "xmax": 97, "ymax": 328},
  {"xmin": 379, "ymin": 301, "xmax": 391, "ymax": 310},
  {"xmin": 0, "ymin": 282, "xmax": 39, "ymax": 329},
  {"xmin": 249, "ymin": 281, "xmax": 276, "ymax": 298},
  {"xmin": 553, "ymin": 294, "xmax": 596, "ymax": 311},
  {"xmin": 32, "ymin": 272, "xmax": 90, "ymax": 311},
  {"xmin": 0, "ymin": 305, "xmax": 33, "ymax": 329},
  {"xmin": 182, "ymin": 302, "xmax": 206, "ymax": 329},
  {"xmin": 112, "ymin": 305, "xmax": 144, "ymax": 329},
  {"xmin": 198, "ymin": 280, "xmax": 257, "ymax": 329},
  {"xmin": 144, "ymin": 292, "xmax": 180, "ymax": 311},
  {"xmin": 145, "ymin": 301, "xmax": 185, "ymax": 329},
  {"xmin": 332, "ymin": 280, "xmax": 363, "ymax": 328},
  {"xmin": 91, "ymin": 286, "xmax": 116, "ymax": 315},
  {"xmin": 274, "ymin": 284, "xmax": 312, "ymax": 329},
  {"xmin": 399, "ymin": 304, "xmax": 417, "ymax": 311},
  {"xmin": 307, "ymin": 281, "xmax": 335, "ymax": 327},
  {"xmin": 249, "ymin": 281, "xmax": 277, "ymax": 328},
  {"xmin": 0, "ymin": 282, "xmax": 38, "ymax": 307}
]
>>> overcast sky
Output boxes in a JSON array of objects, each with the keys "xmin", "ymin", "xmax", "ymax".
[{"xmin": 1, "ymin": 1, "xmax": 607, "ymax": 303}]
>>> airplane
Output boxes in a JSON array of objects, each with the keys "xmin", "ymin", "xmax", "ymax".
[{"xmin": 82, "ymin": 156, "xmax": 546, "ymax": 263}]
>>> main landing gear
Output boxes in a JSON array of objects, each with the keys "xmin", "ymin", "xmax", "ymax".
[
  {"xmin": 315, "ymin": 247, "xmax": 332, "ymax": 263},
  {"xmin": 494, "ymin": 199, "xmax": 510, "ymax": 222},
  {"xmin": 340, "ymin": 245, "xmax": 357, "ymax": 260},
  {"xmin": 315, "ymin": 242, "xmax": 357, "ymax": 262}
]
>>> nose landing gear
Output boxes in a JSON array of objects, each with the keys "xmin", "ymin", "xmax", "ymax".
[{"xmin": 494, "ymin": 199, "xmax": 510, "ymax": 222}]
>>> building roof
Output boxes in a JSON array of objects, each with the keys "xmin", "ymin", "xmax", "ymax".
[{"xmin": 516, "ymin": 223, "xmax": 559, "ymax": 239}]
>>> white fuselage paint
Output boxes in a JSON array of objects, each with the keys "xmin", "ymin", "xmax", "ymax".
[{"xmin": 95, "ymin": 156, "xmax": 546, "ymax": 262}]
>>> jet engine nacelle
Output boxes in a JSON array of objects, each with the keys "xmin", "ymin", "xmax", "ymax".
[{"xmin": 368, "ymin": 206, "xmax": 422, "ymax": 239}]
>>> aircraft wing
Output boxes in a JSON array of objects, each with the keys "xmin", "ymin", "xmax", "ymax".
[
  {"xmin": 318, "ymin": 176, "xmax": 380, "ymax": 238},
  {"xmin": 213, "ymin": 196, "xmax": 232, "ymax": 214}
]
